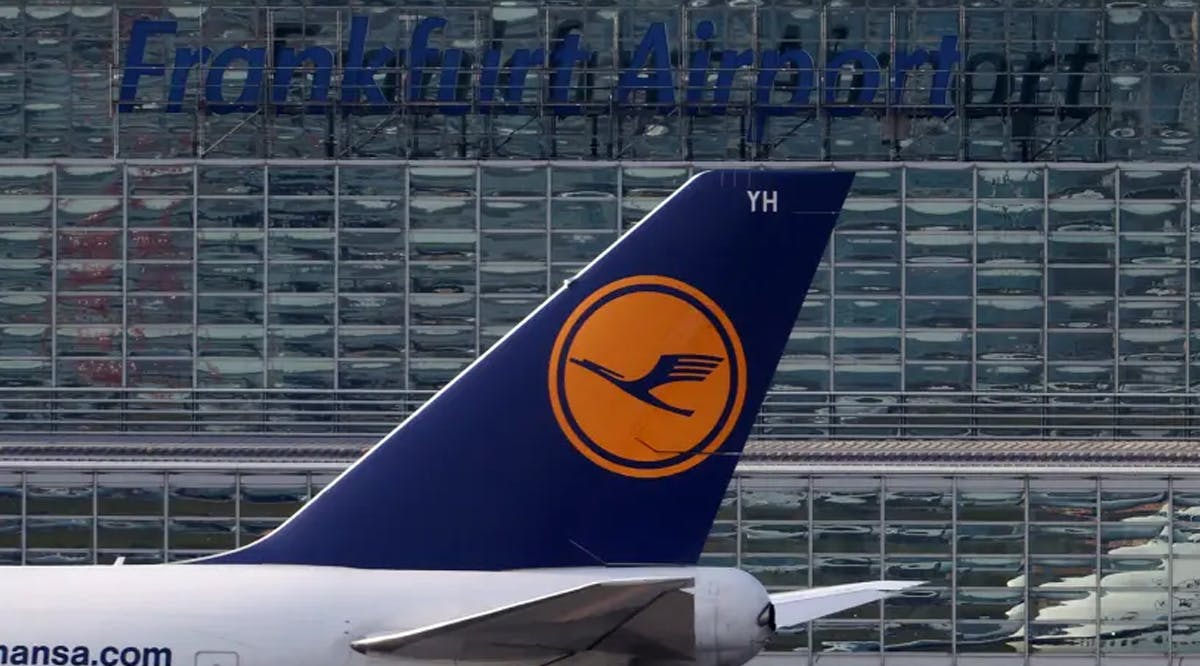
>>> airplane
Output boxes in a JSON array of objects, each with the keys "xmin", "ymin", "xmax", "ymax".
[{"xmin": 0, "ymin": 169, "xmax": 919, "ymax": 666}]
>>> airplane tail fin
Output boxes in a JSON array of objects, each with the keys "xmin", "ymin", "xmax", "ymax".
[{"xmin": 196, "ymin": 169, "xmax": 854, "ymax": 570}]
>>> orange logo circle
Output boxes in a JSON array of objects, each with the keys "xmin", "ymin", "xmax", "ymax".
[{"xmin": 548, "ymin": 275, "xmax": 747, "ymax": 478}]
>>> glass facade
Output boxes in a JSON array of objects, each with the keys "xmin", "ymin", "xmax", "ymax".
[
  {"xmin": 4, "ymin": 463, "xmax": 1199, "ymax": 661},
  {"xmin": 5, "ymin": 3, "xmax": 1199, "ymax": 663},
  {"xmin": 3, "ymin": 2, "xmax": 1197, "ymax": 163},
  {"xmin": 0, "ymin": 0, "xmax": 1197, "ymax": 426},
  {"xmin": 0, "ymin": 161, "xmax": 1198, "ymax": 434}
]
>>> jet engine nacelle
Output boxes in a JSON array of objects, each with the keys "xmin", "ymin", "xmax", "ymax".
[{"xmin": 691, "ymin": 568, "xmax": 774, "ymax": 666}]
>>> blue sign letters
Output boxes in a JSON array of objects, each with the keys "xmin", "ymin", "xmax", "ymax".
[{"xmin": 118, "ymin": 15, "xmax": 976, "ymax": 141}]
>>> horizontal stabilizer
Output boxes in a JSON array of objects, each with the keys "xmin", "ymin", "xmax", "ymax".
[
  {"xmin": 351, "ymin": 577, "xmax": 695, "ymax": 661},
  {"xmin": 769, "ymin": 581, "xmax": 922, "ymax": 628}
]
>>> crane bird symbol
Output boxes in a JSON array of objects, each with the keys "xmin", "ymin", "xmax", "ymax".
[{"xmin": 568, "ymin": 353, "xmax": 724, "ymax": 417}]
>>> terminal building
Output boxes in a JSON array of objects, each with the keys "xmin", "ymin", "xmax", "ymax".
[{"xmin": 1, "ymin": 1, "xmax": 1200, "ymax": 664}]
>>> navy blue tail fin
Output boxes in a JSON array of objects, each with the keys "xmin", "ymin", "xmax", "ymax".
[{"xmin": 197, "ymin": 169, "xmax": 854, "ymax": 570}]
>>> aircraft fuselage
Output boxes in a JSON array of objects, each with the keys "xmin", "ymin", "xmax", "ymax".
[{"xmin": 0, "ymin": 565, "xmax": 771, "ymax": 666}]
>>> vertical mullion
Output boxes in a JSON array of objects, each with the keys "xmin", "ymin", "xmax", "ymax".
[
  {"xmin": 333, "ymin": 163, "xmax": 341, "ymax": 401},
  {"xmin": 18, "ymin": 12, "xmax": 24, "ymax": 157},
  {"xmin": 19, "ymin": 471, "xmax": 26, "ymax": 565},
  {"xmin": 192, "ymin": 163, "xmax": 199, "ymax": 425},
  {"xmin": 51, "ymin": 162, "xmax": 58, "ymax": 391},
  {"xmin": 1186, "ymin": 171, "xmax": 1192, "ymax": 428},
  {"xmin": 261, "ymin": 164, "xmax": 270, "ymax": 403},
  {"xmin": 1114, "ymin": 167, "xmax": 1122, "ymax": 437},
  {"xmin": 196, "ymin": 13, "xmax": 206, "ymax": 156},
  {"xmin": 90, "ymin": 472, "xmax": 98, "ymax": 565},
  {"xmin": 878, "ymin": 475, "xmax": 887, "ymax": 656},
  {"xmin": 474, "ymin": 165, "xmax": 482, "ymax": 358},
  {"xmin": 971, "ymin": 163, "xmax": 978, "ymax": 400},
  {"xmin": 615, "ymin": 166, "xmax": 624, "ymax": 241},
  {"xmin": 828, "ymin": 172, "xmax": 837, "ymax": 416},
  {"xmin": 957, "ymin": 6, "xmax": 967, "ymax": 160},
  {"xmin": 111, "ymin": 12, "xmax": 119, "ymax": 158},
  {"xmin": 678, "ymin": 7, "xmax": 688, "ymax": 161},
  {"xmin": 818, "ymin": 6, "xmax": 828, "ymax": 160},
  {"xmin": 950, "ymin": 475, "xmax": 958, "ymax": 660},
  {"xmin": 1168, "ymin": 475, "xmax": 1176, "ymax": 658},
  {"xmin": 806, "ymin": 473, "xmax": 814, "ymax": 666},
  {"xmin": 1094, "ymin": 477, "xmax": 1102, "ymax": 663},
  {"xmin": 1022, "ymin": 475, "xmax": 1031, "ymax": 661},
  {"xmin": 121, "ymin": 163, "xmax": 130, "ymax": 408},
  {"xmin": 233, "ymin": 470, "xmax": 242, "ymax": 549},
  {"xmin": 1042, "ymin": 165, "xmax": 1050, "ymax": 411},
  {"xmin": 161, "ymin": 470, "xmax": 169, "ymax": 562},
  {"xmin": 886, "ymin": 9, "xmax": 896, "ymax": 161},
  {"xmin": 545, "ymin": 163, "xmax": 553, "ymax": 299},
  {"xmin": 403, "ymin": 166, "xmax": 411, "ymax": 399},
  {"xmin": 900, "ymin": 165, "xmax": 908, "ymax": 426},
  {"xmin": 264, "ymin": 10, "xmax": 274, "ymax": 159}
]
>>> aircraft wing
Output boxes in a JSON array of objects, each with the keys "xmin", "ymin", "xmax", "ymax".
[
  {"xmin": 350, "ymin": 577, "xmax": 695, "ymax": 662},
  {"xmin": 769, "ymin": 581, "xmax": 922, "ymax": 628}
]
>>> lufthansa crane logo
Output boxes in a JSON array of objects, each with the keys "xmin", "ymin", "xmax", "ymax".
[{"xmin": 549, "ymin": 276, "xmax": 747, "ymax": 478}]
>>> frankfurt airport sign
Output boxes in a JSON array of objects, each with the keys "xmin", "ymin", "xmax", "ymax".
[{"xmin": 118, "ymin": 15, "xmax": 1098, "ymax": 139}]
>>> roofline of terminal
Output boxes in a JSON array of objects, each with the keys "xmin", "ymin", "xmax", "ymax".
[
  {"xmin": 2, "ymin": 437, "xmax": 1199, "ymax": 472},
  {"xmin": 19, "ymin": 157, "xmax": 1200, "ymax": 170},
  {"xmin": 0, "ymin": 460, "xmax": 1195, "ymax": 476},
  {"xmin": 0, "ymin": 458, "xmax": 1195, "ymax": 480}
]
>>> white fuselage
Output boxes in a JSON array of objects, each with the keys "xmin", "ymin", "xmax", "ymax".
[{"xmin": 0, "ymin": 565, "xmax": 771, "ymax": 666}]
